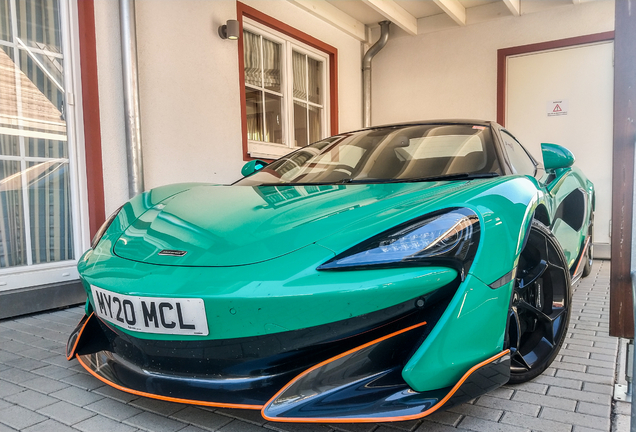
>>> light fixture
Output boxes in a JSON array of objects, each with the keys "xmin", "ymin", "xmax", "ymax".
[{"xmin": 218, "ymin": 20, "xmax": 239, "ymax": 40}]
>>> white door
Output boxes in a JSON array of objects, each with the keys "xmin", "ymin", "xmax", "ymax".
[{"xmin": 506, "ymin": 41, "xmax": 614, "ymax": 258}]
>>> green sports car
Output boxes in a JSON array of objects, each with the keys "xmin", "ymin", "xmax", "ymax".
[{"xmin": 67, "ymin": 120, "xmax": 593, "ymax": 423}]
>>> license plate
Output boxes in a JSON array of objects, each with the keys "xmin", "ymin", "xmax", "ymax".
[{"xmin": 91, "ymin": 286, "xmax": 209, "ymax": 336}]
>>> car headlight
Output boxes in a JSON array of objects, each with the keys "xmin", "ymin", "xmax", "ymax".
[
  {"xmin": 317, "ymin": 208, "xmax": 480, "ymax": 278},
  {"xmin": 91, "ymin": 206, "xmax": 123, "ymax": 249}
]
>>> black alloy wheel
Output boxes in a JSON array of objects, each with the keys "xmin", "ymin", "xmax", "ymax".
[{"xmin": 508, "ymin": 220, "xmax": 572, "ymax": 384}]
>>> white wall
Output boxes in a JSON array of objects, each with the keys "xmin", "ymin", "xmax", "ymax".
[
  {"xmin": 135, "ymin": 0, "xmax": 362, "ymax": 190},
  {"xmin": 93, "ymin": 0, "xmax": 363, "ymax": 211},
  {"xmin": 371, "ymin": 0, "xmax": 615, "ymax": 125}
]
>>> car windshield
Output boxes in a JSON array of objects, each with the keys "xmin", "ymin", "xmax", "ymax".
[{"xmin": 235, "ymin": 124, "xmax": 502, "ymax": 186}]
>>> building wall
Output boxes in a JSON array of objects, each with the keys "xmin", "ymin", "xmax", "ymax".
[
  {"xmin": 93, "ymin": 0, "xmax": 363, "ymax": 214},
  {"xmin": 371, "ymin": 0, "xmax": 615, "ymax": 125}
]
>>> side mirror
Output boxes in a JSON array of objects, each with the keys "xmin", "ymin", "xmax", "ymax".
[
  {"xmin": 241, "ymin": 159, "xmax": 268, "ymax": 177},
  {"xmin": 541, "ymin": 143, "xmax": 575, "ymax": 171}
]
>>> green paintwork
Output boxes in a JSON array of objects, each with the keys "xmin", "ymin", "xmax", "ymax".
[
  {"xmin": 241, "ymin": 159, "xmax": 268, "ymax": 177},
  {"xmin": 79, "ymin": 154, "xmax": 593, "ymax": 393},
  {"xmin": 542, "ymin": 143, "xmax": 575, "ymax": 171}
]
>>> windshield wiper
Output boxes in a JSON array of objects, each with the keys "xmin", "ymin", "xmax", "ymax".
[{"xmin": 342, "ymin": 172, "xmax": 500, "ymax": 184}]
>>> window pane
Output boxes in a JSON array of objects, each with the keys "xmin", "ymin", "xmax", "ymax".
[
  {"xmin": 264, "ymin": 93, "xmax": 283, "ymax": 144},
  {"xmin": 245, "ymin": 88, "xmax": 263, "ymax": 141},
  {"xmin": 27, "ymin": 137, "xmax": 67, "ymax": 158},
  {"xmin": 0, "ymin": 0, "xmax": 11, "ymax": 42},
  {"xmin": 243, "ymin": 30, "xmax": 261, "ymax": 87},
  {"xmin": 0, "ymin": 135, "xmax": 20, "ymax": 156},
  {"xmin": 307, "ymin": 57, "xmax": 322, "ymax": 104},
  {"xmin": 16, "ymin": 0, "xmax": 62, "ymax": 53},
  {"xmin": 293, "ymin": 101, "xmax": 307, "ymax": 147},
  {"xmin": 501, "ymin": 132, "xmax": 536, "ymax": 175},
  {"xmin": 0, "ymin": 160, "xmax": 27, "ymax": 268},
  {"xmin": 292, "ymin": 51, "xmax": 306, "ymax": 100},
  {"xmin": 262, "ymin": 37, "xmax": 281, "ymax": 92},
  {"xmin": 308, "ymin": 105, "xmax": 321, "ymax": 144},
  {"xmin": 28, "ymin": 160, "xmax": 73, "ymax": 264}
]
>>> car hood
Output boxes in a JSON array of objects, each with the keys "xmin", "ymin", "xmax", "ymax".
[{"xmin": 113, "ymin": 182, "xmax": 470, "ymax": 266}]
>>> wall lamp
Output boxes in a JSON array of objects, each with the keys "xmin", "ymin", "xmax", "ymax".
[{"xmin": 218, "ymin": 20, "xmax": 240, "ymax": 40}]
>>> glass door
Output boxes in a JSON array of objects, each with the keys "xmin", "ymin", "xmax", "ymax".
[{"xmin": 0, "ymin": 0, "xmax": 82, "ymax": 289}]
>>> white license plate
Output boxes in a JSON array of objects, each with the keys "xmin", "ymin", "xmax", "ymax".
[{"xmin": 91, "ymin": 286, "xmax": 209, "ymax": 336}]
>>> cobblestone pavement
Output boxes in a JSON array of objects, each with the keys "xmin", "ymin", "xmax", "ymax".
[{"xmin": 0, "ymin": 260, "xmax": 625, "ymax": 432}]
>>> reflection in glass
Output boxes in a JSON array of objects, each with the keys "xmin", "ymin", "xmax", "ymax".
[
  {"xmin": 243, "ymin": 30, "xmax": 261, "ymax": 87},
  {"xmin": 27, "ymin": 137, "xmax": 67, "ymax": 158},
  {"xmin": 28, "ymin": 160, "xmax": 73, "ymax": 264},
  {"xmin": 294, "ymin": 101, "xmax": 307, "ymax": 147},
  {"xmin": 245, "ymin": 88, "xmax": 263, "ymax": 142},
  {"xmin": 292, "ymin": 51, "xmax": 306, "ymax": 100},
  {"xmin": 308, "ymin": 105, "xmax": 321, "ymax": 144},
  {"xmin": 0, "ymin": 135, "xmax": 20, "ymax": 156},
  {"xmin": 308, "ymin": 57, "xmax": 322, "ymax": 104},
  {"xmin": 16, "ymin": 0, "xmax": 62, "ymax": 53},
  {"xmin": 262, "ymin": 38, "xmax": 281, "ymax": 92},
  {"xmin": 264, "ymin": 93, "xmax": 283, "ymax": 144},
  {"xmin": 0, "ymin": 0, "xmax": 11, "ymax": 42},
  {"xmin": 0, "ymin": 160, "xmax": 26, "ymax": 267}
]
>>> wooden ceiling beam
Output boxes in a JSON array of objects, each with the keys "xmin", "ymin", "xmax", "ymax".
[
  {"xmin": 361, "ymin": 0, "xmax": 418, "ymax": 35},
  {"xmin": 502, "ymin": 0, "xmax": 521, "ymax": 16},
  {"xmin": 433, "ymin": 0, "xmax": 466, "ymax": 26},
  {"xmin": 288, "ymin": 0, "xmax": 367, "ymax": 41}
]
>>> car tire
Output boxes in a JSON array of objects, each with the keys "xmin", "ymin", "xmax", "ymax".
[
  {"xmin": 582, "ymin": 215, "xmax": 594, "ymax": 278},
  {"xmin": 508, "ymin": 220, "xmax": 572, "ymax": 384}
]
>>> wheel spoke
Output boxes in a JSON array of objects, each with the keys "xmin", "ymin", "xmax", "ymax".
[
  {"xmin": 518, "ymin": 260, "xmax": 548, "ymax": 290},
  {"xmin": 518, "ymin": 299, "xmax": 552, "ymax": 324},
  {"xmin": 509, "ymin": 308, "xmax": 522, "ymax": 350}
]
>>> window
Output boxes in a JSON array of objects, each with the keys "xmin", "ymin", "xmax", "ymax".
[
  {"xmin": 238, "ymin": 4, "xmax": 338, "ymax": 161},
  {"xmin": 0, "ymin": 0, "xmax": 86, "ymax": 289},
  {"xmin": 501, "ymin": 130, "xmax": 536, "ymax": 176}
]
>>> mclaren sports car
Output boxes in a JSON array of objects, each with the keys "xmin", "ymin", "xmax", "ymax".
[{"xmin": 67, "ymin": 120, "xmax": 594, "ymax": 423}]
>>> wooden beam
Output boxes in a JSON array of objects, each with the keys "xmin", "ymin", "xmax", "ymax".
[
  {"xmin": 361, "ymin": 0, "xmax": 417, "ymax": 36},
  {"xmin": 502, "ymin": 0, "xmax": 521, "ymax": 16},
  {"xmin": 432, "ymin": 0, "xmax": 466, "ymax": 26},
  {"xmin": 288, "ymin": 0, "xmax": 366, "ymax": 41},
  {"xmin": 610, "ymin": 0, "xmax": 636, "ymax": 338}
]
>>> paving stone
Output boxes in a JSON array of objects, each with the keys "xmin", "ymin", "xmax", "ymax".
[
  {"xmin": 554, "ymin": 369, "xmax": 613, "ymax": 385},
  {"xmin": 37, "ymin": 400, "xmax": 96, "ymax": 425},
  {"xmin": 500, "ymin": 411, "xmax": 571, "ymax": 432},
  {"xmin": 74, "ymin": 414, "xmax": 138, "ymax": 432},
  {"xmin": 532, "ymin": 374, "xmax": 582, "ymax": 390},
  {"xmin": 0, "ymin": 351, "xmax": 23, "ymax": 364},
  {"xmin": 215, "ymin": 408, "xmax": 267, "ymax": 426},
  {"xmin": 21, "ymin": 376, "xmax": 70, "ymax": 394},
  {"xmin": 589, "ymin": 353, "xmax": 615, "ymax": 362},
  {"xmin": 129, "ymin": 397, "xmax": 186, "ymax": 416},
  {"xmin": 447, "ymin": 403, "xmax": 500, "ymax": 422},
  {"xmin": 85, "ymin": 397, "xmax": 142, "ymax": 421},
  {"xmin": 512, "ymin": 389, "xmax": 577, "ymax": 411},
  {"xmin": 330, "ymin": 422, "xmax": 378, "ymax": 432},
  {"xmin": 263, "ymin": 422, "xmax": 332, "ymax": 432},
  {"xmin": 178, "ymin": 427, "xmax": 211, "ymax": 432},
  {"xmin": 16, "ymin": 348, "xmax": 58, "ymax": 361},
  {"xmin": 576, "ymin": 401, "xmax": 611, "ymax": 418},
  {"xmin": 379, "ymin": 419, "xmax": 422, "ymax": 431},
  {"xmin": 473, "ymin": 395, "xmax": 540, "ymax": 416},
  {"xmin": 547, "ymin": 361, "xmax": 586, "ymax": 373},
  {"xmin": 0, "ymin": 379, "xmax": 25, "ymax": 397},
  {"xmin": 22, "ymin": 419, "xmax": 77, "ymax": 432},
  {"xmin": 92, "ymin": 384, "xmax": 138, "ymax": 403},
  {"xmin": 540, "ymin": 406, "xmax": 609, "ymax": 430},
  {"xmin": 2, "ymin": 357, "xmax": 47, "ymax": 372},
  {"xmin": 59, "ymin": 372, "xmax": 103, "ymax": 390},
  {"xmin": 547, "ymin": 386, "xmax": 612, "ymax": 405},
  {"xmin": 612, "ymin": 414, "xmax": 630, "ymax": 432},
  {"xmin": 585, "ymin": 365, "xmax": 614, "ymax": 376},
  {"xmin": 0, "ymin": 404, "xmax": 48, "ymax": 429},
  {"xmin": 485, "ymin": 386, "xmax": 514, "ymax": 399},
  {"xmin": 0, "ymin": 400, "xmax": 12, "ymax": 411},
  {"xmin": 559, "ymin": 355, "xmax": 614, "ymax": 369},
  {"xmin": 458, "ymin": 415, "xmax": 530, "ymax": 432},
  {"xmin": 413, "ymin": 422, "xmax": 462, "ymax": 432},
  {"xmin": 0, "ymin": 368, "xmax": 40, "ymax": 384},
  {"xmin": 581, "ymin": 381, "xmax": 613, "ymax": 395},
  {"xmin": 220, "ymin": 420, "xmax": 273, "ymax": 432},
  {"xmin": 422, "ymin": 409, "xmax": 463, "ymax": 426},
  {"xmin": 124, "ymin": 411, "xmax": 188, "ymax": 432},
  {"xmin": 4, "ymin": 389, "xmax": 57, "ymax": 410},
  {"xmin": 614, "ymin": 400, "xmax": 631, "ymax": 416},
  {"xmin": 505, "ymin": 381, "xmax": 548, "ymax": 395},
  {"xmin": 49, "ymin": 385, "xmax": 104, "ymax": 407},
  {"xmin": 171, "ymin": 407, "xmax": 235, "ymax": 430},
  {"xmin": 31, "ymin": 364, "xmax": 78, "ymax": 380}
]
